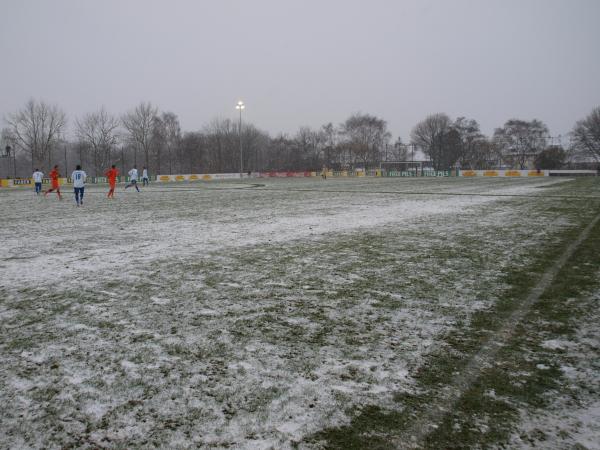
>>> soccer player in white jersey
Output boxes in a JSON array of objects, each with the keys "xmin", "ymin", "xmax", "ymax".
[
  {"xmin": 141, "ymin": 166, "xmax": 149, "ymax": 186},
  {"xmin": 71, "ymin": 165, "xmax": 87, "ymax": 206},
  {"xmin": 125, "ymin": 166, "xmax": 140, "ymax": 192},
  {"xmin": 32, "ymin": 169, "xmax": 44, "ymax": 195}
]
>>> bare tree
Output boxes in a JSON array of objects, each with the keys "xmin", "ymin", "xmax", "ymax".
[
  {"xmin": 121, "ymin": 102, "xmax": 158, "ymax": 170},
  {"xmin": 321, "ymin": 122, "xmax": 337, "ymax": 168},
  {"xmin": 162, "ymin": 112, "xmax": 181, "ymax": 174},
  {"xmin": 203, "ymin": 118, "xmax": 239, "ymax": 172},
  {"xmin": 202, "ymin": 118, "xmax": 267, "ymax": 172},
  {"xmin": 467, "ymin": 140, "xmax": 501, "ymax": 169},
  {"xmin": 265, "ymin": 134, "xmax": 296, "ymax": 171},
  {"xmin": 387, "ymin": 137, "xmax": 409, "ymax": 161},
  {"xmin": 149, "ymin": 112, "xmax": 182, "ymax": 174},
  {"xmin": 295, "ymin": 127, "xmax": 313, "ymax": 164},
  {"xmin": 534, "ymin": 145, "xmax": 566, "ymax": 169},
  {"xmin": 241, "ymin": 124, "xmax": 269, "ymax": 172},
  {"xmin": 4, "ymin": 99, "xmax": 67, "ymax": 171},
  {"xmin": 571, "ymin": 106, "xmax": 600, "ymax": 162},
  {"xmin": 410, "ymin": 113, "xmax": 453, "ymax": 170},
  {"xmin": 180, "ymin": 131, "xmax": 204, "ymax": 173},
  {"xmin": 493, "ymin": 119, "xmax": 549, "ymax": 169},
  {"xmin": 341, "ymin": 113, "xmax": 390, "ymax": 168},
  {"xmin": 294, "ymin": 126, "xmax": 326, "ymax": 170},
  {"xmin": 452, "ymin": 117, "xmax": 486, "ymax": 168},
  {"xmin": 75, "ymin": 107, "xmax": 120, "ymax": 176},
  {"xmin": 150, "ymin": 117, "xmax": 166, "ymax": 174}
]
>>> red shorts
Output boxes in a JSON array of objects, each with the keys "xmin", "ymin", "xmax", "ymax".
[{"xmin": 51, "ymin": 181, "xmax": 59, "ymax": 189}]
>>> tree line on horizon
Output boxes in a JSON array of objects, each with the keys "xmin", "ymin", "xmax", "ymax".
[{"xmin": 1, "ymin": 99, "xmax": 599, "ymax": 178}]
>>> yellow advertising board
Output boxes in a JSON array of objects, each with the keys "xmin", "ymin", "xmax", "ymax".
[
  {"xmin": 505, "ymin": 170, "xmax": 521, "ymax": 177},
  {"xmin": 483, "ymin": 170, "xmax": 499, "ymax": 177},
  {"xmin": 462, "ymin": 170, "xmax": 476, "ymax": 177},
  {"xmin": 528, "ymin": 170, "xmax": 544, "ymax": 177}
]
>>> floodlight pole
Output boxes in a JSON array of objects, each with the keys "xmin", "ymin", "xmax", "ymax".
[{"xmin": 236, "ymin": 101, "xmax": 245, "ymax": 178}]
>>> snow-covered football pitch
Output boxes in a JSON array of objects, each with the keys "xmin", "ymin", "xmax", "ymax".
[{"xmin": 1, "ymin": 176, "xmax": 599, "ymax": 449}]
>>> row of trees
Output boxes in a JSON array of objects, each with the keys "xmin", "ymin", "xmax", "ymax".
[
  {"xmin": 410, "ymin": 114, "xmax": 561, "ymax": 170},
  {"xmin": 2, "ymin": 99, "xmax": 599, "ymax": 178}
]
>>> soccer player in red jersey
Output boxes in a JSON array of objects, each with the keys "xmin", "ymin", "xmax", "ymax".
[
  {"xmin": 44, "ymin": 165, "xmax": 62, "ymax": 200},
  {"xmin": 104, "ymin": 165, "xmax": 119, "ymax": 198}
]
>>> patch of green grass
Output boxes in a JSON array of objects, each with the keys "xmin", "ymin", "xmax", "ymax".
[
  {"xmin": 3, "ymin": 336, "xmax": 37, "ymax": 351},
  {"xmin": 96, "ymin": 320, "xmax": 121, "ymax": 330},
  {"xmin": 30, "ymin": 385, "xmax": 61, "ymax": 403},
  {"xmin": 305, "ymin": 405, "xmax": 406, "ymax": 450}
]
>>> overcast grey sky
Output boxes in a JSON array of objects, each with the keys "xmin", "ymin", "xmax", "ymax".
[{"xmin": 1, "ymin": 0, "xmax": 599, "ymax": 141}]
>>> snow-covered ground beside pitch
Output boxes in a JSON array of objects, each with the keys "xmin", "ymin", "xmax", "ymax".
[{"xmin": 0, "ymin": 176, "xmax": 598, "ymax": 448}]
